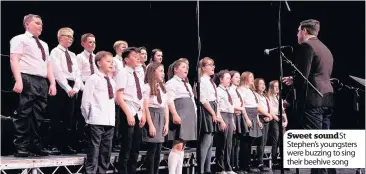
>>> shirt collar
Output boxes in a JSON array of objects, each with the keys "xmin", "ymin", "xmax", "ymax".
[
  {"xmin": 83, "ymin": 50, "xmax": 94, "ymax": 57},
  {"xmin": 219, "ymin": 84, "xmax": 228, "ymax": 90},
  {"xmin": 201, "ymin": 74, "xmax": 211, "ymax": 80},
  {"xmin": 115, "ymin": 54, "xmax": 122, "ymax": 61},
  {"xmin": 173, "ymin": 75, "xmax": 184, "ymax": 82},
  {"xmin": 57, "ymin": 44, "xmax": 67, "ymax": 52},
  {"xmin": 125, "ymin": 65, "xmax": 134, "ymax": 73},
  {"xmin": 25, "ymin": 31, "xmax": 34, "ymax": 38}
]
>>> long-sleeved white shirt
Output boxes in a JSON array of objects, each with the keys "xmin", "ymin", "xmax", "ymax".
[{"xmin": 50, "ymin": 45, "xmax": 81, "ymax": 93}]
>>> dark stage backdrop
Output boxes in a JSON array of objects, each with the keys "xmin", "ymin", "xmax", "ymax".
[{"xmin": 1, "ymin": 1, "xmax": 365, "ymax": 129}]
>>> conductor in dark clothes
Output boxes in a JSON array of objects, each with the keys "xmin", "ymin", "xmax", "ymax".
[{"xmin": 283, "ymin": 19, "xmax": 336, "ymax": 174}]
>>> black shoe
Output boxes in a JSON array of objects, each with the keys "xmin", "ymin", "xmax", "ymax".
[
  {"xmin": 49, "ymin": 147, "xmax": 61, "ymax": 155},
  {"xmin": 258, "ymin": 164, "xmax": 271, "ymax": 172},
  {"xmin": 14, "ymin": 148, "xmax": 29, "ymax": 157},
  {"xmin": 61, "ymin": 146, "xmax": 77, "ymax": 154}
]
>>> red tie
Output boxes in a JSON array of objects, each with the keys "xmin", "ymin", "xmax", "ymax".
[
  {"xmin": 65, "ymin": 50, "xmax": 73, "ymax": 73},
  {"xmin": 225, "ymin": 88, "xmax": 233, "ymax": 105},
  {"xmin": 250, "ymin": 89, "xmax": 259, "ymax": 103},
  {"xmin": 89, "ymin": 54, "xmax": 95, "ymax": 75},
  {"xmin": 236, "ymin": 89, "xmax": 244, "ymax": 107},
  {"xmin": 104, "ymin": 76, "xmax": 114, "ymax": 99},
  {"xmin": 133, "ymin": 71, "xmax": 142, "ymax": 100},
  {"xmin": 156, "ymin": 84, "xmax": 162, "ymax": 104},
  {"xmin": 210, "ymin": 79, "xmax": 218, "ymax": 101},
  {"xmin": 32, "ymin": 36, "xmax": 46, "ymax": 61},
  {"xmin": 182, "ymin": 79, "xmax": 192, "ymax": 98}
]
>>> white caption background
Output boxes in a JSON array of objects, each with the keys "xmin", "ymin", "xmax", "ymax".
[{"xmin": 284, "ymin": 130, "xmax": 365, "ymax": 168}]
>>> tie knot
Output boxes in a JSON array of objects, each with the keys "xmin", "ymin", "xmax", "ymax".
[
  {"xmin": 104, "ymin": 76, "xmax": 109, "ymax": 81},
  {"xmin": 32, "ymin": 36, "xmax": 38, "ymax": 39}
]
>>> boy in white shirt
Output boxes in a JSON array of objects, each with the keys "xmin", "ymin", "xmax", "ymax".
[
  {"xmin": 82, "ymin": 51, "xmax": 116, "ymax": 174},
  {"xmin": 49, "ymin": 27, "xmax": 81, "ymax": 155}
]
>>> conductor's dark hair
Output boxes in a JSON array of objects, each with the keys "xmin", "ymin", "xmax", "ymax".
[{"xmin": 300, "ymin": 19, "xmax": 320, "ymax": 36}]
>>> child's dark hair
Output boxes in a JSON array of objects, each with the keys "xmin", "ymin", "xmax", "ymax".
[
  {"xmin": 94, "ymin": 51, "xmax": 113, "ymax": 68},
  {"xmin": 213, "ymin": 69, "xmax": 230, "ymax": 85},
  {"xmin": 122, "ymin": 47, "xmax": 138, "ymax": 59},
  {"xmin": 149, "ymin": 48, "xmax": 162, "ymax": 63}
]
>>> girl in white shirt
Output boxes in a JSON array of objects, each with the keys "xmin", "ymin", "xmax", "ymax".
[
  {"xmin": 254, "ymin": 78, "xmax": 272, "ymax": 172},
  {"xmin": 197, "ymin": 57, "xmax": 224, "ymax": 174},
  {"xmin": 236, "ymin": 71, "xmax": 262, "ymax": 173},
  {"xmin": 215, "ymin": 70, "xmax": 236, "ymax": 174},
  {"xmin": 165, "ymin": 59, "xmax": 197, "ymax": 174},
  {"xmin": 143, "ymin": 63, "xmax": 169, "ymax": 174},
  {"xmin": 267, "ymin": 80, "xmax": 288, "ymax": 169}
]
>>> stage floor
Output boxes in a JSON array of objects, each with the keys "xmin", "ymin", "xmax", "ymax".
[{"xmin": 1, "ymin": 149, "xmax": 364, "ymax": 174}]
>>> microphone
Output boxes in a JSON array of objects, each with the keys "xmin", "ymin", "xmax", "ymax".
[{"xmin": 264, "ymin": 45, "xmax": 292, "ymax": 55}]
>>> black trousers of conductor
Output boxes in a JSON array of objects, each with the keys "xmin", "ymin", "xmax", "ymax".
[
  {"xmin": 85, "ymin": 124, "xmax": 114, "ymax": 174},
  {"xmin": 13, "ymin": 73, "xmax": 48, "ymax": 150},
  {"xmin": 215, "ymin": 112, "xmax": 234, "ymax": 172},
  {"xmin": 118, "ymin": 110, "xmax": 142, "ymax": 174},
  {"xmin": 145, "ymin": 143, "xmax": 162, "ymax": 174},
  {"xmin": 303, "ymin": 107, "xmax": 336, "ymax": 174},
  {"xmin": 49, "ymin": 80, "xmax": 77, "ymax": 150}
]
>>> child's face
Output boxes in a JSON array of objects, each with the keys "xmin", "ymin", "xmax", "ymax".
[
  {"xmin": 153, "ymin": 51, "xmax": 163, "ymax": 63},
  {"xmin": 155, "ymin": 65, "xmax": 165, "ymax": 83},
  {"xmin": 257, "ymin": 80, "xmax": 266, "ymax": 93},
  {"xmin": 59, "ymin": 31, "xmax": 73, "ymax": 48},
  {"xmin": 174, "ymin": 62, "xmax": 188, "ymax": 79},
  {"xmin": 231, "ymin": 72, "xmax": 240, "ymax": 86},
  {"xmin": 220, "ymin": 73, "xmax": 231, "ymax": 87},
  {"xmin": 202, "ymin": 60, "xmax": 215, "ymax": 76},
  {"xmin": 82, "ymin": 37, "xmax": 96, "ymax": 53},
  {"xmin": 98, "ymin": 55, "xmax": 114, "ymax": 74},
  {"xmin": 125, "ymin": 51, "xmax": 140, "ymax": 68}
]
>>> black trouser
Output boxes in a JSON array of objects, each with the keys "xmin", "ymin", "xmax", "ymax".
[
  {"xmin": 13, "ymin": 73, "xmax": 48, "ymax": 150},
  {"xmin": 75, "ymin": 90, "xmax": 86, "ymax": 148},
  {"xmin": 256, "ymin": 119, "xmax": 269, "ymax": 165},
  {"xmin": 113, "ymin": 104, "xmax": 120, "ymax": 147},
  {"xmin": 231, "ymin": 134, "xmax": 240, "ymax": 169},
  {"xmin": 85, "ymin": 125, "xmax": 114, "ymax": 174},
  {"xmin": 49, "ymin": 80, "xmax": 77, "ymax": 149},
  {"xmin": 145, "ymin": 143, "xmax": 162, "ymax": 174},
  {"xmin": 118, "ymin": 111, "xmax": 142, "ymax": 174},
  {"xmin": 239, "ymin": 136, "xmax": 255, "ymax": 169},
  {"xmin": 302, "ymin": 107, "xmax": 336, "ymax": 174},
  {"xmin": 215, "ymin": 113, "xmax": 234, "ymax": 172},
  {"xmin": 270, "ymin": 120, "xmax": 283, "ymax": 164}
]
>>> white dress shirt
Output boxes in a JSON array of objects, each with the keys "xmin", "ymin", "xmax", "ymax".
[
  {"xmin": 199, "ymin": 75, "xmax": 217, "ymax": 104},
  {"xmin": 81, "ymin": 71, "xmax": 116, "ymax": 126},
  {"xmin": 50, "ymin": 45, "xmax": 81, "ymax": 93},
  {"xmin": 165, "ymin": 75, "xmax": 197, "ymax": 111},
  {"xmin": 112, "ymin": 55, "xmax": 124, "ymax": 79},
  {"xmin": 76, "ymin": 50, "xmax": 98, "ymax": 85},
  {"xmin": 10, "ymin": 31, "xmax": 50, "ymax": 78},
  {"xmin": 237, "ymin": 86, "xmax": 258, "ymax": 108},
  {"xmin": 143, "ymin": 83, "xmax": 167, "ymax": 108},
  {"xmin": 115, "ymin": 65, "xmax": 145, "ymax": 120},
  {"xmin": 217, "ymin": 85, "xmax": 235, "ymax": 113},
  {"xmin": 257, "ymin": 93, "xmax": 270, "ymax": 114},
  {"xmin": 268, "ymin": 95, "xmax": 285, "ymax": 115},
  {"xmin": 229, "ymin": 85, "xmax": 243, "ymax": 108},
  {"xmin": 135, "ymin": 64, "xmax": 146, "ymax": 83}
]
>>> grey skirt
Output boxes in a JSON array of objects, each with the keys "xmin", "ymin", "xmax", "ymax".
[
  {"xmin": 234, "ymin": 113, "xmax": 248, "ymax": 135},
  {"xmin": 168, "ymin": 98, "xmax": 197, "ymax": 141},
  {"xmin": 143, "ymin": 107, "xmax": 166, "ymax": 143},
  {"xmin": 199, "ymin": 101, "xmax": 219, "ymax": 134},
  {"xmin": 244, "ymin": 107, "xmax": 262, "ymax": 138}
]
